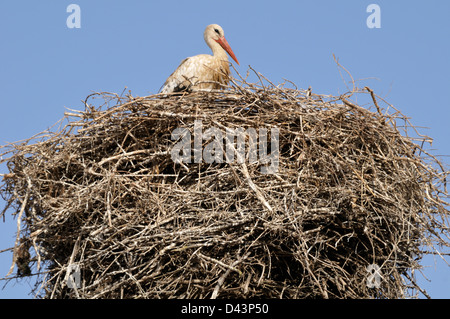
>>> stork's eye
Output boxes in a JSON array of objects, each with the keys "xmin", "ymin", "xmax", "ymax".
[{"xmin": 214, "ymin": 29, "xmax": 220, "ymax": 35}]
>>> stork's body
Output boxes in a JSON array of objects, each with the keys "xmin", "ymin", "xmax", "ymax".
[{"xmin": 160, "ymin": 24, "xmax": 239, "ymax": 93}]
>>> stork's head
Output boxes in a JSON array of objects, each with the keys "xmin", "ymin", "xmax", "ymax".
[{"xmin": 204, "ymin": 24, "xmax": 240, "ymax": 65}]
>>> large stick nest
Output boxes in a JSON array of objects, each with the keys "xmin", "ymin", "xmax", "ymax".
[{"xmin": 1, "ymin": 74, "xmax": 449, "ymax": 299}]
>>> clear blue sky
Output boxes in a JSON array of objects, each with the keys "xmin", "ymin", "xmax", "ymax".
[{"xmin": 1, "ymin": 0, "xmax": 449, "ymax": 298}]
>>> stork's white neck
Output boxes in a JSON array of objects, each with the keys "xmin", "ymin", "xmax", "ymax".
[{"xmin": 206, "ymin": 38, "xmax": 229, "ymax": 61}]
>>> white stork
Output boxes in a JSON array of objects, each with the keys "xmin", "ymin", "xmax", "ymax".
[{"xmin": 160, "ymin": 24, "xmax": 240, "ymax": 93}]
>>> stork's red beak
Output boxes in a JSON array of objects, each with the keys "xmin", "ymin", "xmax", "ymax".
[{"xmin": 215, "ymin": 36, "xmax": 240, "ymax": 65}]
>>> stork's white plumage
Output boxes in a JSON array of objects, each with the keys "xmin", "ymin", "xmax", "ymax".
[{"xmin": 160, "ymin": 24, "xmax": 239, "ymax": 93}]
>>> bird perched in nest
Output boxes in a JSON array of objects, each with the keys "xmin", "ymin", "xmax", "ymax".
[{"xmin": 160, "ymin": 24, "xmax": 240, "ymax": 94}]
